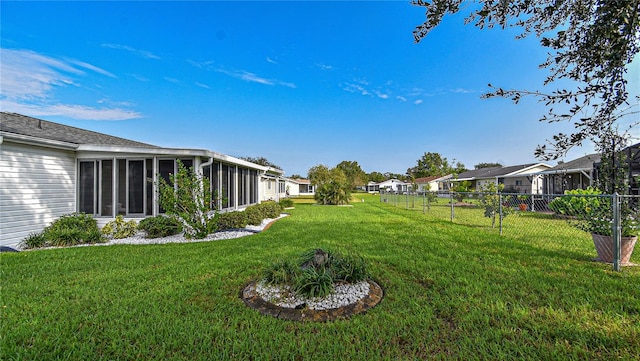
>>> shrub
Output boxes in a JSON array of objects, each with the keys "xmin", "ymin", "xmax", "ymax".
[
  {"xmin": 314, "ymin": 181, "xmax": 351, "ymax": 205},
  {"xmin": 255, "ymin": 201, "xmax": 283, "ymax": 219},
  {"xmin": 217, "ymin": 211, "xmax": 247, "ymax": 230},
  {"xmin": 262, "ymin": 260, "xmax": 300, "ymax": 285},
  {"xmin": 102, "ymin": 215, "xmax": 138, "ymax": 239},
  {"xmin": 330, "ymin": 253, "xmax": 369, "ymax": 283},
  {"xmin": 22, "ymin": 213, "xmax": 104, "ymax": 248},
  {"xmin": 279, "ymin": 198, "xmax": 294, "ymax": 208},
  {"xmin": 548, "ymin": 187, "xmax": 604, "ymax": 216},
  {"xmin": 293, "ymin": 267, "xmax": 335, "ymax": 298},
  {"xmin": 244, "ymin": 205, "xmax": 265, "ymax": 226},
  {"xmin": 260, "ymin": 248, "xmax": 370, "ymax": 299},
  {"xmin": 156, "ymin": 160, "xmax": 218, "ymax": 239},
  {"xmin": 22, "ymin": 232, "xmax": 46, "ymax": 249},
  {"xmin": 138, "ymin": 216, "xmax": 183, "ymax": 238}
]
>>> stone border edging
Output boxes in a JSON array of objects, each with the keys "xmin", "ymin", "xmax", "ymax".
[{"xmin": 240, "ymin": 279, "xmax": 384, "ymax": 322}]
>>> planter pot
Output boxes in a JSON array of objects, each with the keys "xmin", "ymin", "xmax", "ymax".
[
  {"xmin": 591, "ymin": 233, "xmax": 638, "ymax": 264},
  {"xmin": 518, "ymin": 203, "xmax": 527, "ymax": 211}
]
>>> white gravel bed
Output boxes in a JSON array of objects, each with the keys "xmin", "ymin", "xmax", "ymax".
[
  {"xmin": 17, "ymin": 214, "xmax": 287, "ymax": 251},
  {"xmin": 255, "ymin": 280, "xmax": 370, "ymax": 310}
]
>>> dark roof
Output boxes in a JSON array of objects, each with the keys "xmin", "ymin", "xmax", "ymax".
[
  {"xmin": 456, "ymin": 163, "xmax": 538, "ymax": 179},
  {"xmin": 546, "ymin": 153, "xmax": 602, "ymax": 172},
  {"xmin": 0, "ymin": 112, "xmax": 158, "ymax": 148}
]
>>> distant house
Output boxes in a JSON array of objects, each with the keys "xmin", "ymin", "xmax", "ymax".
[
  {"xmin": 367, "ymin": 179, "xmax": 409, "ymax": 193},
  {"xmin": 281, "ymin": 178, "xmax": 315, "ymax": 197},
  {"xmin": 0, "ymin": 112, "xmax": 284, "ymax": 248},
  {"xmin": 413, "ymin": 175, "xmax": 452, "ymax": 192},
  {"xmin": 537, "ymin": 154, "xmax": 602, "ymax": 194},
  {"xmin": 537, "ymin": 143, "xmax": 640, "ymax": 195},
  {"xmin": 446, "ymin": 163, "xmax": 552, "ymax": 194}
]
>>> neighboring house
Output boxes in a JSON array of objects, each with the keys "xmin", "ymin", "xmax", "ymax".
[
  {"xmin": 281, "ymin": 178, "xmax": 314, "ymax": 197},
  {"xmin": 0, "ymin": 112, "xmax": 284, "ymax": 248},
  {"xmin": 447, "ymin": 163, "xmax": 552, "ymax": 194},
  {"xmin": 366, "ymin": 181, "xmax": 380, "ymax": 193},
  {"xmin": 537, "ymin": 154, "xmax": 602, "ymax": 194},
  {"xmin": 413, "ymin": 175, "xmax": 453, "ymax": 192},
  {"xmin": 537, "ymin": 143, "xmax": 639, "ymax": 195},
  {"xmin": 369, "ymin": 179, "xmax": 410, "ymax": 193}
]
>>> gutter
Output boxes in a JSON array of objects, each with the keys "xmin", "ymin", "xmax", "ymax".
[{"xmin": 1, "ymin": 131, "xmax": 79, "ymax": 150}]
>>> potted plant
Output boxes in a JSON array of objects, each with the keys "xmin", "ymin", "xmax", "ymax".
[
  {"xmin": 574, "ymin": 201, "xmax": 638, "ymax": 264},
  {"xmin": 517, "ymin": 195, "xmax": 530, "ymax": 211},
  {"xmin": 549, "ymin": 188, "xmax": 639, "ymax": 264}
]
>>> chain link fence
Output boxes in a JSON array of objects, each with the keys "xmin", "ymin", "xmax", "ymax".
[{"xmin": 379, "ymin": 190, "xmax": 639, "ymax": 271}]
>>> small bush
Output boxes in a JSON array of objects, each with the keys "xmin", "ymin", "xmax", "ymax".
[
  {"xmin": 279, "ymin": 198, "xmax": 294, "ymax": 208},
  {"xmin": 257, "ymin": 201, "xmax": 283, "ymax": 219},
  {"xmin": 217, "ymin": 211, "xmax": 248, "ymax": 230},
  {"xmin": 263, "ymin": 260, "xmax": 300, "ymax": 285},
  {"xmin": 138, "ymin": 216, "xmax": 183, "ymax": 238},
  {"xmin": 259, "ymin": 248, "xmax": 370, "ymax": 299},
  {"xmin": 244, "ymin": 205, "xmax": 265, "ymax": 226},
  {"xmin": 548, "ymin": 187, "xmax": 604, "ymax": 216},
  {"xmin": 22, "ymin": 232, "xmax": 46, "ymax": 249},
  {"xmin": 102, "ymin": 215, "xmax": 138, "ymax": 239},
  {"xmin": 330, "ymin": 253, "xmax": 369, "ymax": 283},
  {"xmin": 23, "ymin": 213, "xmax": 104, "ymax": 248},
  {"xmin": 294, "ymin": 267, "xmax": 335, "ymax": 298}
]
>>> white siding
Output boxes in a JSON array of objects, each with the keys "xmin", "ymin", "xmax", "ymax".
[
  {"xmin": 261, "ymin": 178, "xmax": 277, "ymax": 201},
  {"xmin": 0, "ymin": 142, "xmax": 76, "ymax": 248}
]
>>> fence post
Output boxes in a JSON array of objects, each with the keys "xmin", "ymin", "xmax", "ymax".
[
  {"xmin": 450, "ymin": 192, "xmax": 455, "ymax": 222},
  {"xmin": 613, "ymin": 193, "xmax": 621, "ymax": 272},
  {"xmin": 423, "ymin": 192, "xmax": 426, "ymax": 214},
  {"xmin": 499, "ymin": 193, "xmax": 503, "ymax": 236}
]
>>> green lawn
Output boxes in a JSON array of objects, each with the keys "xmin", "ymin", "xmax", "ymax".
[{"xmin": 2, "ymin": 194, "xmax": 639, "ymax": 360}]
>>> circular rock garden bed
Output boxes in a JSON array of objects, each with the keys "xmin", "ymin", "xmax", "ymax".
[{"xmin": 240, "ymin": 248, "xmax": 384, "ymax": 322}]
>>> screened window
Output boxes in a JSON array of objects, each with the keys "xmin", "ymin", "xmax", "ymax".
[{"xmin": 79, "ymin": 161, "xmax": 95, "ymax": 214}]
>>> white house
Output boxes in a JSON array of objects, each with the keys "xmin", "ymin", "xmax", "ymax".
[
  {"xmin": 368, "ymin": 179, "xmax": 410, "ymax": 193},
  {"xmin": 413, "ymin": 175, "xmax": 452, "ymax": 192},
  {"xmin": 282, "ymin": 178, "xmax": 314, "ymax": 197},
  {"xmin": 0, "ymin": 112, "xmax": 284, "ymax": 248}
]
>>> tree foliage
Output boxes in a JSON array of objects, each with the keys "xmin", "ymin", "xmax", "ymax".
[
  {"xmin": 407, "ymin": 152, "xmax": 466, "ymax": 178},
  {"xmin": 336, "ymin": 160, "xmax": 367, "ymax": 189},
  {"xmin": 474, "ymin": 162, "xmax": 503, "ymax": 169},
  {"xmin": 308, "ymin": 164, "xmax": 332, "ymax": 186},
  {"xmin": 367, "ymin": 171, "xmax": 387, "ymax": 183},
  {"xmin": 309, "ymin": 165, "xmax": 351, "ymax": 205},
  {"xmin": 412, "ymin": 0, "xmax": 640, "ymax": 160},
  {"xmin": 240, "ymin": 156, "xmax": 281, "ymax": 170}
]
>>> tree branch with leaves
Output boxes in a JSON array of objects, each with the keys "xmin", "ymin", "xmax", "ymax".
[{"xmin": 412, "ymin": 0, "xmax": 640, "ymax": 160}]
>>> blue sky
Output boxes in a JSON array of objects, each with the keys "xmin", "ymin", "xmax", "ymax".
[{"xmin": 2, "ymin": 1, "xmax": 638, "ymax": 176}]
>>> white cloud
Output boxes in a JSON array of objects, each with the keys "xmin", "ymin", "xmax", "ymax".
[
  {"xmin": 414, "ymin": 99, "xmax": 424, "ymax": 105},
  {"xmin": 376, "ymin": 91, "xmax": 389, "ymax": 99},
  {"xmin": 195, "ymin": 82, "xmax": 210, "ymax": 89},
  {"xmin": 164, "ymin": 77, "xmax": 180, "ymax": 84},
  {"xmin": 315, "ymin": 63, "xmax": 333, "ymax": 71},
  {"xmin": 0, "ymin": 48, "xmax": 141, "ymax": 120},
  {"xmin": 101, "ymin": 43, "xmax": 160, "ymax": 60},
  {"xmin": 67, "ymin": 59, "xmax": 116, "ymax": 78},
  {"xmin": 131, "ymin": 74, "xmax": 149, "ymax": 82},
  {"xmin": 396, "ymin": 96, "xmax": 407, "ymax": 102},
  {"xmin": 266, "ymin": 57, "xmax": 277, "ymax": 64},
  {"xmin": 450, "ymin": 87, "xmax": 474, "ymax": 94},
  {"xmin": 189, "ymin": 60, "xmax": 296, "ymax": 88},
  {"xmin": 1, "ymin": 100, "xmax": 142, "ymax": 121}
]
